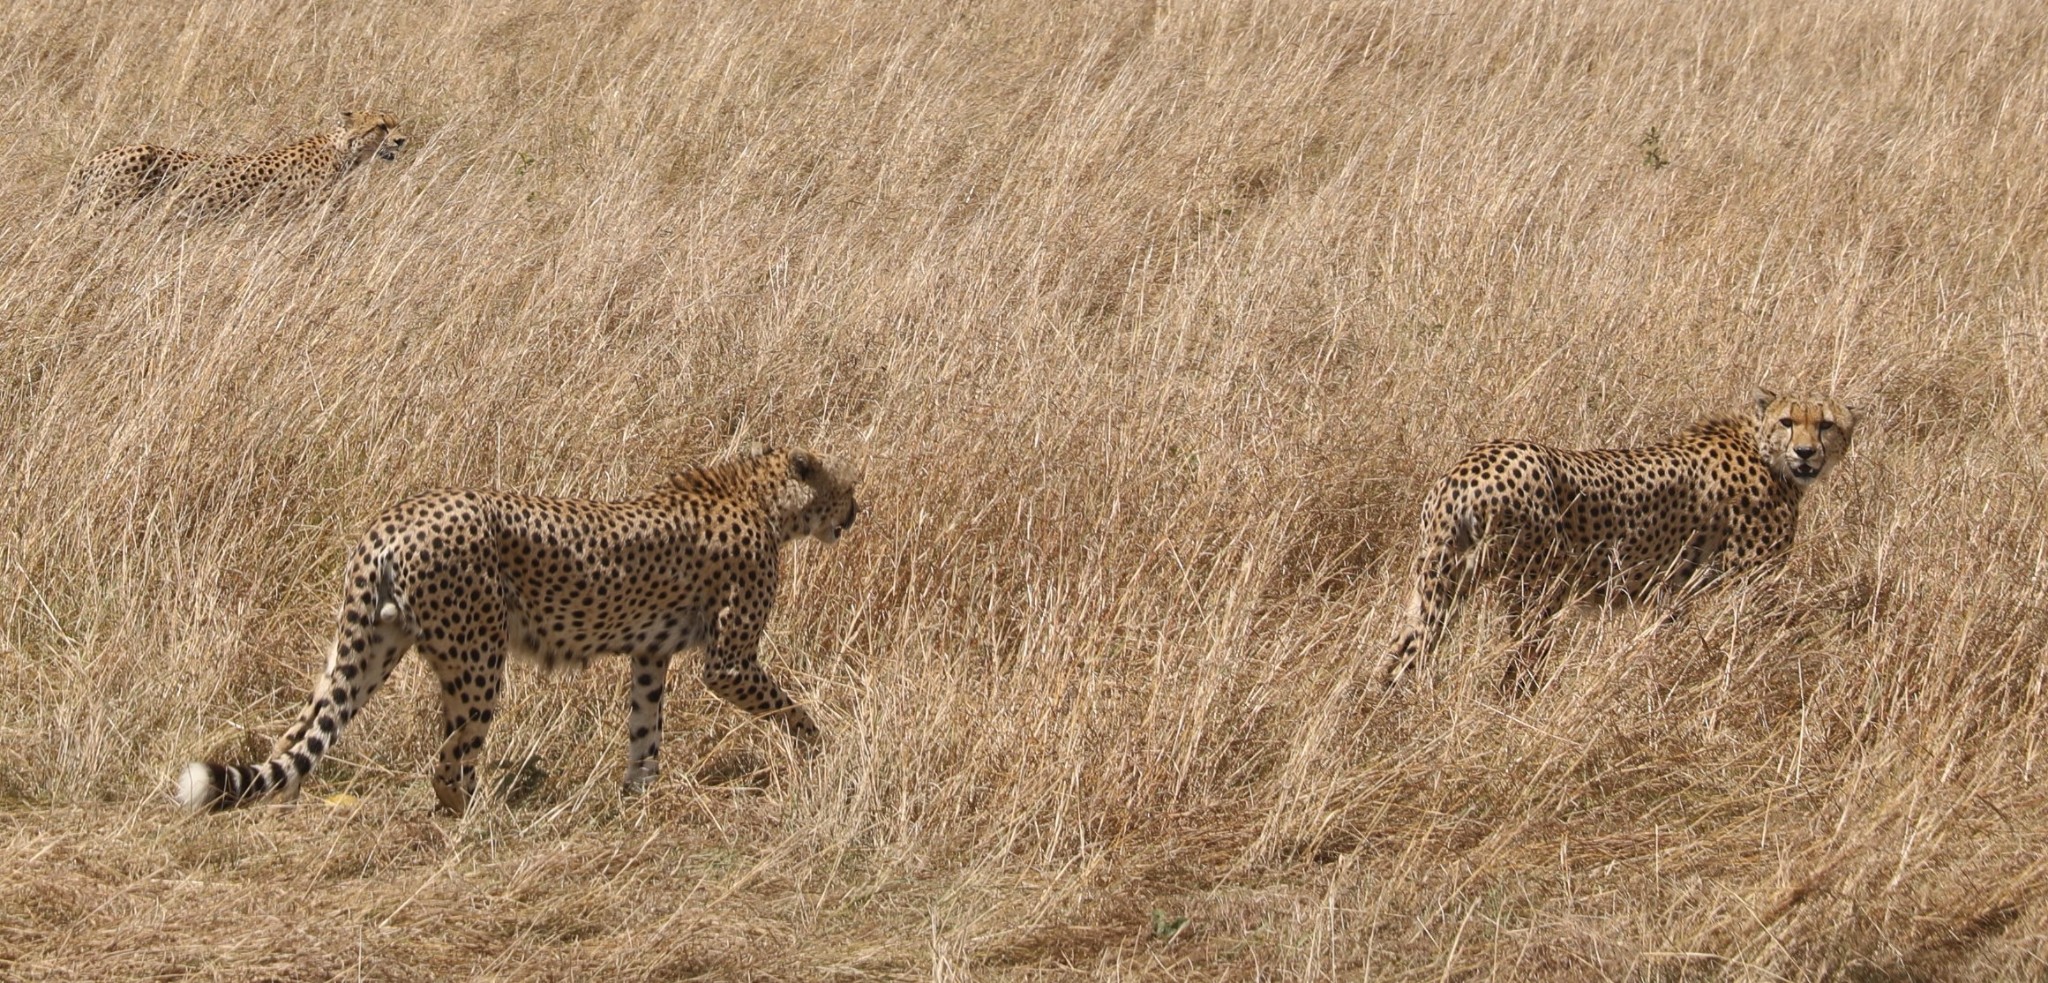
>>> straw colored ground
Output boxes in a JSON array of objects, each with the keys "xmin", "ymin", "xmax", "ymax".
[{"xmin": 4, "ymin": 0, "xmax": 2047, "ymax": 978}]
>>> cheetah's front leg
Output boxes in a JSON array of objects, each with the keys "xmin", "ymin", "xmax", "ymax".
[
  {"xmin": 703, "ymin": 602, "xmax": 820, "ymax": 745},
  {"xmin": 622, "ymin": 651, "xmax": 673, "ymax": 792}
]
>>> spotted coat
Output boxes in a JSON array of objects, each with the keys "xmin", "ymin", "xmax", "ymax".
[
  {"xmin": 1378, "ymin": 392, "xmax": 1853, "ymax": 690},
  {"xmin": 177, "ymin": 448, "xmax": 860, "ymax": 813},
  {"xmin": 68, "ymin": 110, "xmax": 407, "ymax": 216}
]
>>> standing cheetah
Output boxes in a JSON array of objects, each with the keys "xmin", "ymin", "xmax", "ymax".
[
  {"xmin": 68, "ymin": 110, "xmax": 407, "ymax": 215},
  {"xmin": 176, "ymin": 448, "xmax": 860, "ymax": 814},
  {"xmin": 1378, "ymin": 391, "xmax": 1853, "ymax": 690}
]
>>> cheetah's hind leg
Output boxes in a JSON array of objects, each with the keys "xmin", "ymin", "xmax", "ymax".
[
  {"xmin": 1376, "ymin": 520, "xmax": 1478, "ymax": 692},
  {"xmin": 1498, "ymin": 578, "xmax": 1569, "ymax": 697}
]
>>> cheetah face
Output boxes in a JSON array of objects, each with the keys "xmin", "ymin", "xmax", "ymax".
[
  {"xmin": 338, "ymin": 110, "xmax": 408, "ymax": 164},
  {"xmin": 817, "ymin": 496, "xmax": 859, "ymax": 543},
  {"xmin": 1755, "ymin": 392, "xmax": 1853, "ymax": 486},
  {"xmin": 785, "ymin": 451, "xmax": 862, "ymax": 544}
]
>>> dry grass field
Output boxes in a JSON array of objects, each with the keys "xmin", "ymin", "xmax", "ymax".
[{"xmin": 4, "ymin": 0, "xmax": 2048, "ymax": 978}]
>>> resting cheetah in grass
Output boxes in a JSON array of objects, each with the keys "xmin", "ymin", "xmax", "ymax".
[
  {"xmin": 68, "ymin": 110, "xmax": 407, "ymax": 215},
  {"xmin": 1378, "ymin": 391, "xmax": 1854, "ymax": 691},
  {"xmin": 176, "ymin": 448, "xmax": 861, "ymax": 814}
]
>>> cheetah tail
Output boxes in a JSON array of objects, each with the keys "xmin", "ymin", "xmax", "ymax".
[
  {"xmin": 175, "ymin": 573, "xmax": 413, "ymax": 812},
  {"xmin": 61, "ymin": 173, "xmax": 88, "ymax": 213},
  {"xmin": 174, "ymin": 667, "xmax": 362, "ymax": 812}
]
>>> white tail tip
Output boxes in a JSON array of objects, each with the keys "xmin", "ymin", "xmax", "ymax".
[{"xmin": 174, "ymin": 761, "xmax": 214, "ymax": 811}]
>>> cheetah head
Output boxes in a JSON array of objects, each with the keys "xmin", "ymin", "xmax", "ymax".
[
  {"xmin": 337, "ymin": 110, "xmax": 408, "ymax": 166},
  {"xmin": 776, "ymin": 450, "xmax": 862, "ymax": 544},
  {"xmin": 1755, "ymin": 390, "xmax": 1853, "ymax": 487}
]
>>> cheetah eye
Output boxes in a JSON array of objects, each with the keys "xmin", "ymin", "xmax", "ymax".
[
  {"xmin": 1778, "ymin": 417, "xmax": 1795, "ymax": 428},
  {"xmin": 1816, "ymin": 420, "xmax": 1833, "ymax": 432}
]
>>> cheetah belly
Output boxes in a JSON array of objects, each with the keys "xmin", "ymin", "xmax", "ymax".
[
  {"xmin": 501, "ymin": 603, "xmax": 560, "ymax": 668},
  {"xmin": 500, "ymin": 580, "xmax": 715, "ymax": 670}
]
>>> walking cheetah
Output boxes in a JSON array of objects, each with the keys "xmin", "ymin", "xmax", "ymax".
[
  {"xmin": 176, "ymin": 448, "xmax": 860, "ymax": 814},
  {"xmin": 1378, "ymin": 391, "xmax": 1853, "ymax": 691},
  {"xmin": 68, "ymin": 110, "xmax": 407, "ymax": 215}
]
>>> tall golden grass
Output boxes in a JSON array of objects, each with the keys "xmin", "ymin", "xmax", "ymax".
[{"xmin": 4, "ymin": 0, "xmax": 2047, "ymax": 977}]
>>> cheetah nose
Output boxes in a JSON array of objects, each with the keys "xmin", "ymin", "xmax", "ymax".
[{"xmin": 1794, "ymin": 446, "xmax": 1817, "ymax": 460}]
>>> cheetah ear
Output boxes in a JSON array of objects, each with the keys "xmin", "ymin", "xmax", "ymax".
[
  {"xmin": 789, "ymin": 450, "xmax": 821, "ymax": 482},
  {"xmin": 1754, "ymin": 387, "xmax": 1778, "ymax": 414},
  {"xmin": 339, "ymin": 110, "xmax": 356, "ymax": 127},
  {"xmin": 1837, "ymin": 400, "xmax": 1863, "ymax": 432}
]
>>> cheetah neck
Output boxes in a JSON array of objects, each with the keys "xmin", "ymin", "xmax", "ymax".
[
  {"xmin": 324, "ymin": 130, "xmax": 358, "ymax": 176},
  {"xmin": 1679, "ymin": 416, "xmax": 1808, "ymax": 501},
  {"xmin": 247, "ymin": 132, "xmax": 348, "ymax": 179},
  {"xmin": 661, "ymin": 458, "xmax": 796, "ymax": 521}
]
